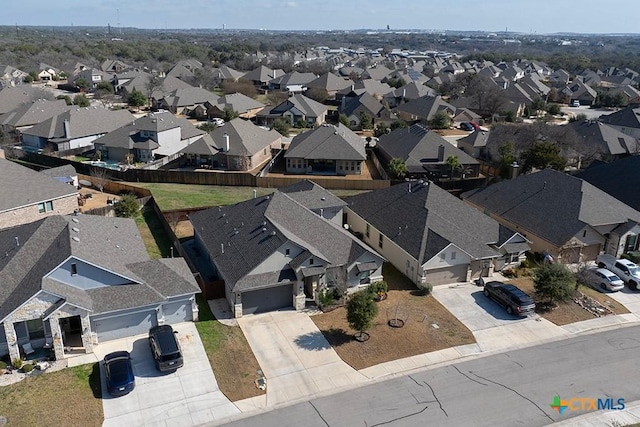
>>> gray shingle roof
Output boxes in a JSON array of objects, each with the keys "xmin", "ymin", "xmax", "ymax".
[
  {"xmin": 600, "ymin": 107, "xmax": 640, "ymax": 129},
  {"xmin": 0, "ymin": 99, "xmax": 72, "ymax": 128},
  {"xmin": 394, "ymin": 95, "xmax": 456, "ymax": 121},
  {"xmin": 305, "ymin": 72, "xmax": 353, "ymax": 92},
  {"xmin": 207, "ymin": 118, "xmax": 281, "ymax": 156},
  {"xmin": 214, "ymin": 93, "xmax": 265, "ymax": 114},
  {"xmin": 0, "ymin": 86, "xmax": 51, "ymax": 115},
  {"xmin": 577, "ymin": 156, "xmax": 640, "ymax": 212},
  {"xmin": 462, "ymin": 169, "xmax": 640, "ymax": 247},
  {"xmin": 0, "ymin": 158, "xmax": 78, "ymax": 215},
  {"xmin": 279, "ymin": 180, "xmax": 347, "ymax": 211},
  {"xmin": 285, "ymin": 123, "xmax": 365, "ymax": 161},
  {"xmin": 345, "ymin": 181, "xmax": 504, "ymax": 263}
]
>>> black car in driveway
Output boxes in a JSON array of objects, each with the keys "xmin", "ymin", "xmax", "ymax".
[
  {"xmin": 104, "ymin": 351, "xmax": 135, "ymax": 397},
  {"xmin": 483, "ymin": 281, "xmax": 536, "ymax": 316},
  {"xmin": 149, "ymin": 325, "xmax": 184, "ymax": 372}
]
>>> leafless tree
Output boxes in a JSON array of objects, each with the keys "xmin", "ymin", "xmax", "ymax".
[{"xmin": 90, "ymin": 167, "xmax": 108, "ymax": 192}]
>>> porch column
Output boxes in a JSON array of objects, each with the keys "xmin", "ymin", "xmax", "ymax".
[
  {"xmin": 465, "ymin": 266, "xmax": 472, "ymax": 282},
  {"xmin": 3, "ymin": 322, "xmax": 20, "ymax": 363},
  {"xmin": 49, "ymin": 316, "xmax": 65, "ymax": 361},
  {"xmin": 191, "ymin": 297, "xmax": 199, "ymax": 322},
  {"xmin": 80, "ymin": 315, "xmax": 94, "ymax": 354},
  {"xmin": 294, "ymin": 282, "xmax": 305, "ymax": 311},
  {"xmin": 233, "ymin": 293, "xmax": 243, "ymax": 318}
]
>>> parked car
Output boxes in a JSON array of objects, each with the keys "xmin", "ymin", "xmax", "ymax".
[
  {"xmin": 104, "ymin": 351, "xmax": 135, "ymax": 397},
  {"xmin": 571, "ymin": 100, "xmax": 581, "ymax": 107},
  {"xmin": 148, "ymin": 325, "xmax": 184, "ymax": 372},
  {"xmin": 597, "ymin": 254, "xmax": 640, "ymax": 290},
  {"xmin": 483, "ymin": 281, "xmax": 536, "ymax": 316},
  {"xmin": 460, "ymin": 122, "xmax": 475, "ymax": 131},
  {"xmin": 207, "ymin": 117, "xmax": 225, "ymax": 126},
  {"xmin": 584, "ymin": 267, "xmax": 624, "ymax": 292}
]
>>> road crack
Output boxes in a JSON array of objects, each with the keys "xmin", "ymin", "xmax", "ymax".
[
  {"xmin": 452, "ymin": 365, "xmax": 488, "ymax": 386},
  {"xmin": 368, "ymin": 405, "xmax": 430, "ymax": 427},
  {"xmin": 423, "ymin": 380, "xmax": 448, "ymax": 417},
  {"xmin": 309, "ymin": 401, "xmax": 329, "ymax": 426}
]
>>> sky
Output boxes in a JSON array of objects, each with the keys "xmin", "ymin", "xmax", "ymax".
[{"xmin": 2, "ymin": 0, "xmax": 637, "ymax": 34}]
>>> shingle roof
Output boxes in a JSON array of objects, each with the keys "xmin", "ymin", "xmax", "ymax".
[
  {"xmin": 577, "ymin": 156, "xmax": 640, "ymax": 212},
  {"xmin": 207, "ymin": 118, "xmax": 281, "ymax": 156},
  {"xmin": 279, "ymin": 180, "xmax": 347, "ymax": 211},
  {"xmin": 0, "ymin": 158, "xmax": 78, "ymax": 216},
  {"xmin": 341, "ymin": 92, "xmax": 384, "ymax": 118},
  {"xmin": 0, "ymin": 85, "xmax": 52, "ymax": 115},
  {"xmin": 190, "ymin": 190, "xmax": 380, "ymax": 292},
  {"xmin": 462, "ymin": 169, "xmax": 640, "ymax": 247},
  {"xmin": 269, "ymin": 71, "xmax": 317, "ymax": 86},
  {"xmin": 0, "ymin": 99, "xmax": 72, "ymax": 128},
  {"xmin": 345, "ymin": 181, "xmax": 504, "ymax": 262},
  {"xmin": 600, "ymin": 106, "xmax": 640, "ymax": 129},
  {"xmin": 394, "ymin": 95, "xmax": 456, "ymax": 121},
  {"xmin": 305, "ymin": 72, "xmax": 352, "ymax": 92},
  {"xmin": 161, "ymin": 87, "xmax": 219, "ymax": 109},
  {"xmin": 285, "ymin": 123, "xmax": 365, "ymax": 161},
  {"xmin": 214, "ymin": 92, "xmax": 265, "ymax": 114}
]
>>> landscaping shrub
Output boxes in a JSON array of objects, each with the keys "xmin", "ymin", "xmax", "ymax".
[
  {"xmin": 318, "ymin": 289, "xmax": 335, "ymax": 307},
  {"xmin": 12, "ymin": 358, "xmax": 22, "ymax": 369},
  {"xmin": 622, "ymin": 252, "xmax": 640, "ymax": 264},
  {"xmin": 417, "ymin": 282, "xmax": 433, "ymax": 296},
  {"xmin": 114, "ymin": 193, "xmax": 140, "ymax": 218},
  {"xmin": 0, "ymin": 361, "xmax": 6, "ymax": 370},
  {"xmin": 368, "ymin": 280, "xmax": 388, "ymax": 295},
  {"xmin": 21, "ymin": 363, "xmax": 34, "ymax": 373}
]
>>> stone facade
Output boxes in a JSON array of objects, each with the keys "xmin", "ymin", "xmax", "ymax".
[{"xmin": 0, "ymin": 194, "xmax": 78, "ymax": 230}]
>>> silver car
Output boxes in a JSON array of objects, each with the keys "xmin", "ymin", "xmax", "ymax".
[{"xmin": 586, "ymin": 267, "xmax": 624, "ymax": 292}]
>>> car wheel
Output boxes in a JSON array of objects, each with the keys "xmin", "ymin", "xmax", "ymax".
[
  {"xmin": 484, "ymin": 289, "xmax": 490, "ymax": 297},
  {"xmin": 597, "ymin": 262, "xmax": 605, "ymax": 268},
  {"xmin": 631, "ymin": 281, "xmax": 638, "ymax": 291},
  {"xmin": 600, "ymin": 283, "xmax": 607, "ymax": 291},
  {"xmin": 506, "ymin": 306, "xmax": 513, "ymax": 315}
]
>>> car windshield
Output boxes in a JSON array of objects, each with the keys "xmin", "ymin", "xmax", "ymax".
[
  {"xmin": 605, "ymin": 274, "xmax": 620, "ymax": 282},
  {"xmin": 629, "ymin": 266, "xmax": 640, "ymax": 276}
]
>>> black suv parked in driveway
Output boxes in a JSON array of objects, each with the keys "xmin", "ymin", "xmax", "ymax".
[
  {"xmin": 149, "ymin": 325, "xmax": 184, "ymax": 372},
  {"xmin": 483, "ymin": 281, "xmax": 535, "ymax": 316}
]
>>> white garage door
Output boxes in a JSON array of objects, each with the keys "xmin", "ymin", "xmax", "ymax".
[
  {"xmin": 92, "ymin": 310, "xmax": 158, "ymax": 342},
  {"xmin": 242, "ymin": 285, "xmax": 292, "ymax": 315},
  {"xmin": 424, "ymin": 265, "xmax": 468, "ymax": 286},
  {"xmin": 162, "ymin": 301, "xmax": 192, "ymax": 324}
]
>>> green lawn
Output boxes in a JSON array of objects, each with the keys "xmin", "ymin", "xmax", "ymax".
[
  {"xmin": 131, "ymin": 183, "xmax": 274, "ymax": 210},
  {"xmin": 134, "ymin": 209, "xmax": 172, "ymax": 259},
  {"xmin": 0, "ymin": 363, "xmax": 103, "ymax": 426}
]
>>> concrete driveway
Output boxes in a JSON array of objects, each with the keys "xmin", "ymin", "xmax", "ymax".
[
  {"xmin": 606, "ymin": 286, "xmax": 640, "ymax": 313},
  {"xmin": 96, "ymin": 322, "xmax": 239, "ymax": 427},
  {"xmin": 432, "ymin": 283, "xmax": 569, "ymax": 352},
  {"xmin": 237, "ymin": 310, "xmax": 366, "ymax": 407}
]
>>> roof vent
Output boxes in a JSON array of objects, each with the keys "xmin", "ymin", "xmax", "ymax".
[
  {"xmin": 71, "ymin": 227, "xmax": 79, "ymax": 233},
  {"xmin": 262, "ymin": 227, "xmax": 267, "ymax": 232},
  {"xmin": 72, "ymin": 236, "xmax": 80, "ymax": 242},
  {"xmin": 321, "ymin": 197, "xmax": 326, "ymax": 201},
  {"xmin": 271, "ymin": 231, "xmax": 276, "ymax": 236}
]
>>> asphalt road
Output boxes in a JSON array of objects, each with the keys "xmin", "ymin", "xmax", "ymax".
[
  {"xmin": 218, "ymin": 324, "xmax": 640, "ymax": 427},
  {"xmin": 560, "ymin": 105, "xmax": 614, "ymax": 120}
]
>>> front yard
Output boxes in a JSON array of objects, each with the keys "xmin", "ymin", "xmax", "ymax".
[
  {"xmin": 0, "ymin": 363, "xmax": 102, "ymax": 427},
  {"xmin": 510, "ymin": 277, "xmax": 630, "ymax": 325},
  {"xmin": 312, "ymin": 265, "xmax": 475, "ymax": 370}
]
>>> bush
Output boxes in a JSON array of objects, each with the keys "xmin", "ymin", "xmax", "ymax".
[
  {"xmin": 22, "ymin": 363, "xmax": 34, "ymax": 373},
  {"xmin": 417, "ymin": 282, "xmax": 433, "ymax": 296},
  {"xmin": 318, "ymin": 289, "xmax": 335, "ymax": 307},
  {"xmin": 622, "ymin": 252, "xmax": 640, "ymax": 264},
  {"xmin": 368, "ymin": 280, "xmax": 388, "ymax": 294},
  {"xmin": 0, "ymin": 361, "xmax": 6, "ymax": 370},
  {"xmin": 114, "ymin": 193, "xmax": 140, "ymax": 218},
  {"xmin": 12, "ymin": 358, "xmax": 22, "ymax": 369}
]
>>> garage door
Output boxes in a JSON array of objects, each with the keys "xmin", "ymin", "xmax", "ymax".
[
  {"xmin": 162, "ymin": 301, "xmax": 192, "ymax": 324},
  {"xmin": 242, "ymin": 284, "xmax": 292, "ymax": 315},
  {"xmin": 92, "ymin": 310, "xmax": 158, "ymax": 342},
  {"xmin": 424, "ymin": 265, "xmax": 468, "ymax": 286}
]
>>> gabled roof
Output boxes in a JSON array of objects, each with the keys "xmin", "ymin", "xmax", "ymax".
[
  {"xmin": 0, "ymin": 158, "xmax": 77, "ymax": 216},
  {"xmin": 190, "ymin": 189, "xmax": 380, "ymax": 292},
  {"xmin": 377, "ymin": 124, "xmax": 478, "ymax": 173},
  {"xmin": 241, "ymin": 65, "xmax": 279, "ymax": 84},
  {"xmin": 160, "ymin": 87, "xmax": 219, "ymax": 109},
  {"xmin": 213, "ymin": 92, "xmax": 265, "ymax": 114},
  {"xmin": 207, "ymin": 118, "xmax": 281, "ymax": 156},
  {"xmin": 577, "ymin": 156, "xmax": 640, "ymax": 212},
  {"xmin": 0, "ymin": 99, "xmax": 72, "ymax": 128},
  {"xmin": 120, "ymin": 75, "xmax": 192, "ymax": 99},
  {"xmin": 269, "ymin": 71, "xmax": 317, "ymax": 86},
  {"xmin": 345, "ymin": 181, "xmax": 503, "ymax": 263},
  {"xmin": 279, "ymin": 179, "xmax": 347, "ymax": 211},
  {"xmin": 285, "ymin": 123, "xmax": 365, "ymax": 161},
  {"xmin": 384, "ymin": 82, "xmax": 437, "ymax": 101},
  {"xmin": 395, "ymin": 95, "xmax": 456, "ymax": 121},
  {"xmin": 22, "ymin": 107, "xmax": 135, "ymax": 142},
  {"xmin": 462, "ymin": 169, "xmax": 640, "ymax": 247},
  {"xmin": 260, "ymin": 94, "xmax": 327, "ymax": 119},
  {"xmin": 305, "ymin": 72, "xmax": 353, "ymax": 92},
  {"xmin": 565, "ymin": 120, "xmax": 640, "ymax": 156},
  {"xmin": 0, "ymin": 86, "xmax": 51, "ymax": 115},
  {"xmin": 458, "ymin": 130, "xmax": 490, "ymax": 149},
  {"xmin": 214, "ymin": 65, "xmax": 245, "ymax": 81},
  {"xmin": 341, "ymin": 92, "xmax": 384, "ymax": 117},
  {"xmin": 600, "ymin": 106, "xmax": 640, "ymax": 129},
  {"xmin": 337, "ymin": 79, "xmax": 393, "ymax": 98},
  {"xmin": 0, "ymin": 215, "xmax": 199, "ymax": 320}
]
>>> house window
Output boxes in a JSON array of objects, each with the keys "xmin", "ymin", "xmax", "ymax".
[
  {"xmin": 285, "ymin": 248, "xmax": 290, "ymax": 256},
  {"xmin": 451, "ymin": 251, "xmax": 457, "ymax": 260},
  {"xmin": 440, "ymin": 252, "xmax": 446, "ymax": 261},
  {"xmin": 71, "ymin": 263, "xmax": 78, "ymax": 276},
  {"xmin": 366, "ymin": 224, "xmax": 370, "ymax": 238},
  {"xmin": 38, "ymin": 201, "xmax": 54, "ymax": 213},
  {"xmin": 309, "ymin": 258, "xmax": 314, "ymax": 265},
  {"xmin": 625, "ymin": 235, "xmax": 638, "ymax": 253},
  {"xmin": 378, "ymin": 234, "xmax": 384, "ymax": 249},
  {"xmin": 26, "ymin": 319, "xmax": 45, "ymax": 340}
]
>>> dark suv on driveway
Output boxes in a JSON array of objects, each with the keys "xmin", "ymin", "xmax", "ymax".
[
  {"xmin": 148, "ymin": 325, "xmax": 184, "ymax": 372},
  {"xmin": 483, "ymin": 281, "xmax": 535, "ymax": 317}
]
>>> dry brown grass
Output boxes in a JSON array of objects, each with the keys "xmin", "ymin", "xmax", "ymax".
[
  {"xmin": 312, "ymin": 265, "xmax": 475, "ymax": 370},
  {"xmin": 510, "ymin": 276, "xmax": 629, "ymax": 326},
  {"xmin": 0, "ymin": 363, "xmax": 103, "ymax": 427}
]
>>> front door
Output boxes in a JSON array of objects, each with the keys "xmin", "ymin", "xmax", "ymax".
[
  {"xmin": 59, "ymin": 316, "xmax": 83, "ymax": 351},
  {"xmin": 304, "ymin": 276, "xmax": 318, "ymax": 299}
]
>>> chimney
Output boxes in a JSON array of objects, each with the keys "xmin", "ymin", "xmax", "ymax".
[
  {"xmin": 223, "ymin": 132, "xmax": 229, "ymax": 152},
  {"xmin": 437, "ymin": 144, "xmax": 445, "ymax": 162},
  {"xmin": 63, "ymin": 119, "xmax": 71, "ymax": 138}
]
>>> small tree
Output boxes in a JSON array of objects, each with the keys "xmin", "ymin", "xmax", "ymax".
[
  {"xmin": 305, "ymin": 87, "xmax": 329, "ymax": 103},
  {"xmin": 521, "ymin": 141, "xmax": 567, "ymax": 172},
  {"xmin": 533, "ymin": 263, "xmax": 576, "ymax": 305},
  {"xmin": 272, "ymin": 118, "xmax": 291, "ymax": 136},
  {"xmin": 430, "ymin": 111, "xmax": 451, "ymax": 129},
  {"xmin": 56, "ymin": 94, "xmax": 72, "ymax": 105},
  {"xmin": 90, "ymin": 167, "xmax": 108, "ymax": 192},
  {"xmin": 75, "ymin": 78, "xmax": 90, "ymax": 91},
  {"xmin": 546, "ymin": 103, "xmax": 561, "ymax": 115},
  {"xmin": 346, "ymin": 290, "xmax": 378, "ymax": 341},
  {"xmin": 114, "ymin": 194, "xmax": 140, "ymax": 218},
  {"xmin": 359, "ymin": 112, "xmax": 373, "ymax": 130},
  {"xmin": 197, "ymin": 122, "xmax": 218, "ymax": 133},
  {"xmin": 339, "ymin": 113, "xmax": 350, "ymax": 127},
  {"xmin": 390, "ymin": 119, "xmax": 407, "ymax": 131},
  {"xmin": 222, "ymin": 107, "xmax": 239, "ymax": 122},
  {"xmin": 388, "ymin": 158, "xmax": 407, "ymax": 180},
  {"xmin": 374, "ymin": 122, "xmax": 390, "ymax": 137},
  {"xmin": 127, "ymin": 90, "xmax": 147, "ymax": 108},
  {"xmin": 445, "ymin": 155, "xmax": 461, "ymax": 180},
  {"xmin": 73, "ymin": 94, "xmax": 90, "ymax": 107}
]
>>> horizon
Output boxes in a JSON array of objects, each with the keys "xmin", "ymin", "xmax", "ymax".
[{"xmin": 2, "ymin": 0, "xmax": 637, "ymax": 35}]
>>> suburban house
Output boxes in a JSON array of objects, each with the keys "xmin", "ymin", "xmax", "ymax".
[
  {"xmin": 394, "ymin": 95, "xmax": 456, "ymax": 123},
  {"xmin": 0, "ymin": 99, "xmax": 72, "ymax": 133},
  {"xmin": 72, "ymin": 68, "xmax": 112, "ymax": 89},
  {"xmin": 339, "ymin": 92, "xmax": 389, "ymax": 128},
  {"xmin": 0, "ymin": 215, "xmax": 200, "ymax": 363},
  {"xmin": 189, "ymin": 183, "xmax": 384, "ymax": 316},
  {"xmin": 21, "ymin": 107, "xmax": 135, "ymax": 151},
  {"xmin": 304, "ymin": 72, "xmax": 353, "ymax": 99},
  {"xmin": 382, "ymin": 82, "xmax": 438, "ymax": 109},
  {"xmin": 0, "ymin": 65, "xmax": 28, "ymax": 88},
  {"xmin": 202, "ymin": 92, "xmax": 266, "ymax": 120},
  {"xmin": 240, "ymin": 65, "xmax": 282, "ymax": 89},
  {"xmin": 156, "ymin": 86, "xmax": 219, "ymax": 115},
  {"xmin": 563, "ymin": 119, "xmax": 640, "ymax": 162},
  {"xmin": 37, "ymin": 63, "xmax": 61, "ymax": 81},
  {"xmin": 599, "ymin": 106, "xmax": 640, "ymax": 138},
  {"xmin": 284, "ymin": 123, "xmax": 366, "ymax": 175},
  {"xmin": 93, "ymin": 111, "xmax": 205, "ymax": 162},
  {"xmin": 457, "ymin": 130, "xmax": 490, "ymax": 160},
  {"xmin": 256, "ymin": 94, "xmax": 327, "ymax": 127},
  {"xmin": 268, "ymin": 71, "xmax": 317, "ymax": 94},
  {"xmin": 376, "ymin": 124, "xmax": 480, "ymax": 180},
  {"xmin": 462, "ymin": 169, "xmax": 640, "ymax": 263},
  {"xmin": 344, "ymin": 181, "xmax": 528, "ymax": 286},
  {"xmin": 0, "ymin": 158, "xmax": 78, "ymax": 230},
  {"xmin": 0, "ymin": 86, "xmax": 54, "ymax": 115},
  {"xmin": 180, "ymin": 118, "xmax": 280, "ymax": 170}
]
